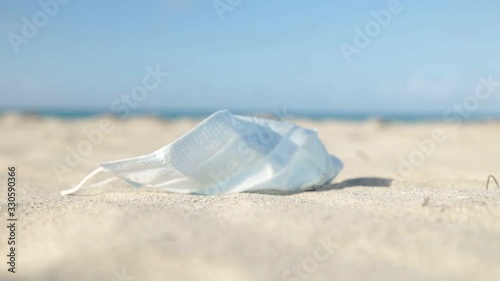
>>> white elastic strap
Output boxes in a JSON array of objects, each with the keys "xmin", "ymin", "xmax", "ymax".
[{"xmin": 60, "ymin": 167, "xmax": 113, "ymax": 196}]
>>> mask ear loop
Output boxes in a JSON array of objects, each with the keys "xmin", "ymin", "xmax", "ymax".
[
  {"xmin": 486, "ymin": 175, "xmax": 499, "ymax": 190},
  {"xmin": 60, "ymin": 167, "xmax": 118, "ymax": 196}
]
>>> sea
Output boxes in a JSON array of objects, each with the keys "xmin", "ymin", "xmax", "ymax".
[{"xmin": 1, "ymin": 109, "xmax": 500, "ymax": 122}]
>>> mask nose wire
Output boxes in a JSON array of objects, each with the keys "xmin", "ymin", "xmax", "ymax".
[{"xmin": 60, "ymin": 167, "xmax": 116, "ymax": 196}]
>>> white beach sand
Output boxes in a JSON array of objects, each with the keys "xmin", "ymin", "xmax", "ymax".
[{"xmin": 0, "ymin": 114, "xmax": 499, "ymax": 281}]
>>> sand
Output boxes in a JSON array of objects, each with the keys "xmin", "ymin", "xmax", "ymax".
[{"xmin": 0, "ymin": 113, "xmax": 499, "ymax": 281}]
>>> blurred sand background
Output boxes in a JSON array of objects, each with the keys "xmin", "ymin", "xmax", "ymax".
[{"xmin": 0, "ymin": 113, "xmax": 499, "ymax": 281}]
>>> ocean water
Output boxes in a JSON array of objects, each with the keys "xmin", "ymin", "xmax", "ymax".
[{"xmin": 1, "ymin": 109, "xmax": 500, "ymax": 122}]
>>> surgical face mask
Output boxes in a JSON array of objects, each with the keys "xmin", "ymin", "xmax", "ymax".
[{"xmin": 61, "ymin": 110, "xmax": 343, "ymax": 196}]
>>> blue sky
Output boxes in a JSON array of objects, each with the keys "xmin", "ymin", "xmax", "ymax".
[{"xmin": 1, "ymin": 0, "xmax": 499, "ymax": 114}]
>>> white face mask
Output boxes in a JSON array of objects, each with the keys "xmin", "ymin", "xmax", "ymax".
[{"xmin": 61, "ymin": 110, "xmax": 343, "ymax": 196}]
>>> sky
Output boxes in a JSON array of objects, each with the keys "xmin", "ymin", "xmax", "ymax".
[{"xmin": 1, "ymin": 0, "xmax": 500, "ymax": 115}]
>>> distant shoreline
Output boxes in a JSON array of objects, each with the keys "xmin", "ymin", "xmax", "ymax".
[{"xmin": 1, "ymin": 109, "xmax": 500, "ymax": 122}]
